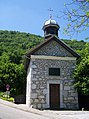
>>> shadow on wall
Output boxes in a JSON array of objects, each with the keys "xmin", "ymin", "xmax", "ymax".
[{"xmin": 14, "ymin": 94, "xmax": 26, "ymax": 104}]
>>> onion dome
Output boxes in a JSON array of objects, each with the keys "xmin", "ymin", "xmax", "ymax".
[
  {"xmin": 44, "ymin": 19, "xmax": 58, "ymax": 25},
  {"xmin": 43, "ymin": 19, "xmax": 60, "ymax": 37}
]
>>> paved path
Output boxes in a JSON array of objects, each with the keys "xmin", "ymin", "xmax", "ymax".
[
  {"xmin": 43, "ymin": 110, "xmax": 89, "ymax": 119},
  {"xmin": 0, "ymin": 99, "xmax": 89, "ymax": 119},
  {"xmin": 0, "ymin": 103, "xmax": 49, "ymax": 119}
]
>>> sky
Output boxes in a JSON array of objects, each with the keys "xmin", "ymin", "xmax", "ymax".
[{"xmin": 0, "ymin": 0, "xmax": 89, "ymax": 42}]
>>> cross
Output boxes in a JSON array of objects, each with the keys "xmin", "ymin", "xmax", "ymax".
[{"xmin": 48, "ymin": 8, "xmax": 53, "ymax": 19}]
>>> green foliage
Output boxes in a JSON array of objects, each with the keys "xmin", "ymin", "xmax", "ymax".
[
  {"xmin": 63, "ymin": 0, "xmax": 89, "ymax": 38},
  {"xmin": 74, "ymin": 42, "xmax": 89, "ymax": 95},
  {"xmin": 0, "ymin": 92, "xmax": 14, "ymax": 102},
  {"xmin": 86, "ymin": 12, "xmax": 89, "ymax": 17},
  {"xmin": 0, "ymin": 92, "xmax": 3, "ymax": 97},
  {"xmin": 2, "ymin": 97, "xmax": 14, "ymax": 102},
  {"xmin": 0, "ymin": 30, "xmax": 88, "ymax": 96},
  {"xmin": 0, "ymin": 30, "xmax": 43, "ymax": 96},
  {"xmin": 0, "ymin": 61, "xmax": 26, "ymax": 96},
  {"xmin": 63, "ymin": 39, "xmax": 86, "ymax": 51}
]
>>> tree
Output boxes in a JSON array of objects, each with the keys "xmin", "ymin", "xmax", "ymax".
[
  {"xmin": 63, "ymin": 0, "xmax": 89, "ymax": 39},
  {"xmin": 0, "ymin": 54, "xmax": 26, "ymax": 96},
  {"xmin": 0, "ymin": 30, "xmax": 43, "ymax": 96},
  {"xmin": 74, "ymin": 42, "xmax": 89, "ymax": 95}
]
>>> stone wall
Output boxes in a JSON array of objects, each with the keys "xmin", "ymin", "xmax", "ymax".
[
  {"xmin": 26, "ymin": 39, "xmax": 79, "ymax": 109},
  {"xmin": 27, "ymin": 58, "xmax": 78, "ymax": 109},
  {"xmin": 34, "ymin": 40, "xmax": 73, "ymax": 57}
]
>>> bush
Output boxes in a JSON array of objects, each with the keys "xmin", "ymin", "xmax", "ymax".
[{"xmin": 0, "ymin": 92, "xmax": 14, "ymax": 102}]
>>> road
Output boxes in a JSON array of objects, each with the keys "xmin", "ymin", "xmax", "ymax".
[
  {"xmin": 0, "ymin": 103, "xmax": 49, "ymax": 119},
  {"xmin": 0, "ymin": 101, "xmax": 89, "ymax": 119}
]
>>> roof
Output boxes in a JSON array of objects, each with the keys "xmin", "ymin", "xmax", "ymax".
[
  {"xmin": 44, "ymin": 19, "xmax": 58, "ymax": 26},
  {"xmin": 25, "ymin": 35, "xmax": 80, "ymax": 71},
  {"xmin": 42, "ymin": 19, "xmax": 60, "ymax": 31},
  {"xmin": 26, "ymin": 35, "xmax": 80, "ymax": 58}
]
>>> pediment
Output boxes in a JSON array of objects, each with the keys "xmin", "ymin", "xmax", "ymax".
[{"xmin": 26, "ymin": 35, "xmax": 80, "ymax": 58}]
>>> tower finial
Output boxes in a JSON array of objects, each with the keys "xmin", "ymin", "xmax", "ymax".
[{"xmin": 48, "ymin": 8, "xmax": 53, "ymax": 19}]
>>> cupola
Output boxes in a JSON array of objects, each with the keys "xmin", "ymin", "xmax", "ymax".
[{"xmin": 42, "ymin": 19, "xmax": 60, "ymax": 38}]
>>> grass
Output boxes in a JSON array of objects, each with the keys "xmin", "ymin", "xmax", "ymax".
[{"xmin": 0, "ymin": 91, "xmax": 14, "ymax": 102}]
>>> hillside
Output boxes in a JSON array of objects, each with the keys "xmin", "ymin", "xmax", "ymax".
[
  {"xmin": 0, "ymin": 30, "xmax": 86, "ymax": 63},
  {"xmin": 0, "ymin": 30, "xmax": 87, "ymax": 96},
  {"xmin": 0, "ymin": 30, "xmax": 44, "ymax": 64}
]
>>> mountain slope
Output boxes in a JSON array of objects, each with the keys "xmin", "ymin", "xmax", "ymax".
[{"xmin": 0, "ymin": 30, "xmax": 86, "ymax": 64}]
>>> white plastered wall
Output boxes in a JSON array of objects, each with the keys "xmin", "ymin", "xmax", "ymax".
[{"xmin": 26, "ymin": 60, "xmax": 32, "ymax": 107}]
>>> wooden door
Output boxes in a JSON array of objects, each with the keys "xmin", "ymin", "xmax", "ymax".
[{"xmin": 49, "ymin": 84, "xmax": 60, "ymax": 109}]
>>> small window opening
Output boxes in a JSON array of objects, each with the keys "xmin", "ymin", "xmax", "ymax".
[{"xmin": 49, "ymin": 68, "xmax": 60, "ymax": 76}]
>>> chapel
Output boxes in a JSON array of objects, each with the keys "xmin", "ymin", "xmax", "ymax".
[{"xmin": 26, "ymin": 18, "xmax": 80, "ymax": 109}]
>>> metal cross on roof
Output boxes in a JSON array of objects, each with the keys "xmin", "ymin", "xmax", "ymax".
[{"xmin": 48, "ymin": 8, "xmax": 53, "ymax": 19}]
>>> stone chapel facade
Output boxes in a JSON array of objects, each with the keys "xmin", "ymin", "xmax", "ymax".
[{"xmin": 26, "ymin": 19, "xmax": 80, "ymax": 109}]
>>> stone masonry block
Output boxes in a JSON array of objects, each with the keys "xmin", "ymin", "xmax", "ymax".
[
  {"xmin": 31, "ymin": 93, "xmax": 37, "ymax": 99},
  {"xmin": 32, "ymin": 84, "xmax": 36, "ymax": 89},
  {"xmin": 64, "ymin": 86, "xmax": 70, "ymax": 90}
]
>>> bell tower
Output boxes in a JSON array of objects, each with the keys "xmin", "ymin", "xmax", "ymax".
[{"xmin": 42, "ymin": 19, "xmax": 60, "ymax": 38}]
